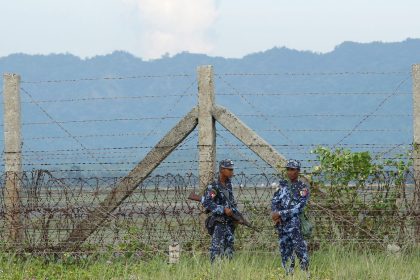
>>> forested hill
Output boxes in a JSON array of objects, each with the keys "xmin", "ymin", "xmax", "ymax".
[{"xmin": 0, "ymin": 39, "xmax": 419, "ymax": 174}]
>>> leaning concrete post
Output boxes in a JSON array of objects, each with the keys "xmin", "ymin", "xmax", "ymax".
[
  {"xmin": 197, "ymin": 65, "xmax": 216, "ymax": 192},
  {"xmin": 212, "ymin": 105, "xmax": 286, "ymax": 169},
  {"xmin": 62, "ymin": 107, "xmax": 198, "ymax": 251},
  {"xmin": 2, "ymin": 73, "xmax": 23, "ymax": 247},
  {"xmin": 413, "ymin": 64, "xmax": 420, "ymax": 243}
]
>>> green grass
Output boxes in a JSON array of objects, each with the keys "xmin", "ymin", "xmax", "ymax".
[{"xmin": 0, "ymin": 245, "xmax": 418, "ymax": 280}]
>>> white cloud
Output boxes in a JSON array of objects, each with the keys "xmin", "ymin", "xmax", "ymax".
[{"xmin": 129, "ymin": 0, "xmax": 218, "ymax": 59}]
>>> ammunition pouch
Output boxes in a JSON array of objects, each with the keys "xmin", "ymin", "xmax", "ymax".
[{"xmin": 205, "ymin": 215, "xmax": 229, "ymax": 235}]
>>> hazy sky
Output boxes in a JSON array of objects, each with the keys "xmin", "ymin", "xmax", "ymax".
[{"xmin": 1, "ymin": 0, "xmax": 419, "ymax": 59}]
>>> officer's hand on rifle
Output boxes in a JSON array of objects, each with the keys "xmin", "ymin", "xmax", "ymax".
[
  {"xmin": 224, "ymin": 207, "xmax": 233, "ymax": 217},
  {"xmin": 271, "ymin": 211, "xmax": 281, "ymax": 225}
]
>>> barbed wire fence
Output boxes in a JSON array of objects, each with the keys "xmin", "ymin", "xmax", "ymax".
[{"xmin": 0, "ymin": 66, "xmax": 418, "ymax": 257}]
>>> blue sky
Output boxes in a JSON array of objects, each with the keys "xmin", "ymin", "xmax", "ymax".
[{"xmin": 1, "ymin": 0, "xmax": 419, "ymax": 59}]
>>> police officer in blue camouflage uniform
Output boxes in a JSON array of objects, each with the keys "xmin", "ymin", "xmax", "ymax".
[
  {"xmin": 201, "ymin": 159, "xmax": 237, "ymax": 262},
  {"xmin": 271, "ymin": 159, "xmax": 310, "ymax": 276}
]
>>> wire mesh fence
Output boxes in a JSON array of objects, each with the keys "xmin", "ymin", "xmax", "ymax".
[{"xmin": 0, "ymin": 68, "xmax": 418, "ymax": 255}]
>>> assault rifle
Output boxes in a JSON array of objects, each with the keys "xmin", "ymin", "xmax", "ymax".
[{"xmin": 188, "ymin": 192, "xmax": 260, "ymax": 232}]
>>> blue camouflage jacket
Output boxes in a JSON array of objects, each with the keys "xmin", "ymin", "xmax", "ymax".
[
  {"xmin": 201, "ymin": 178, "xmax": 237, "ymax": 218},
  {"xmin": 271, "ymin": 179, "xmax": 310, "ymax": 232}
]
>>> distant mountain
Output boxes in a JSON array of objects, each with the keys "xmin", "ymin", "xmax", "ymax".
[{"xmin": 0, "ymin": 39, "xmax": 419, "ymax": 175}]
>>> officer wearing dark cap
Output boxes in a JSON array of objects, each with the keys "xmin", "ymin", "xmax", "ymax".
[
  {"xmin": 271, "ymin": 159, "xmax": 310, "ymax": 276},
  {"xmin": 201, "ymin": 159, "xmax": 237, "ymax": 262}
]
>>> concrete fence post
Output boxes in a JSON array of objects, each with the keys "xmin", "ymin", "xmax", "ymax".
[
  {"xmin": 2, "ymin": 73, "xmax": 23, "ymax": 247},
  {"xmin": 197, "ymin": 65, "xmax": 216, "ymax": 236},
  {"xmin": 412, "ymin": 64, "xmax": 420, "ymax": 243},
  {"xmin": 197, "ymin": 65, "xmax": 216, "ymax": 192}
]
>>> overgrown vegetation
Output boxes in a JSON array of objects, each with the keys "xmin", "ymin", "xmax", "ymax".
[
  {"xmin": 0, "ymin": 245, "xmax": 418, "ymax": 279},
  {"xmin": 308, "ymin": 146, "xmax": 416, "ymax": 246}
]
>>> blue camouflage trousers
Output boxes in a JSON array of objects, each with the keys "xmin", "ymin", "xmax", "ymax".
[
  {"xmin": 210, "ymin": 222, "xmax": 235, "ymax": 262},
  {"xmin": 279, "ymin": 228, "xmax": 309, "ymax": 272}
]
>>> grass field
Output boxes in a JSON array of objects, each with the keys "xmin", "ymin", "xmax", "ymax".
[{"xmin": 0, "ymin": 245, "xmax": 418, "ymax": 280}]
